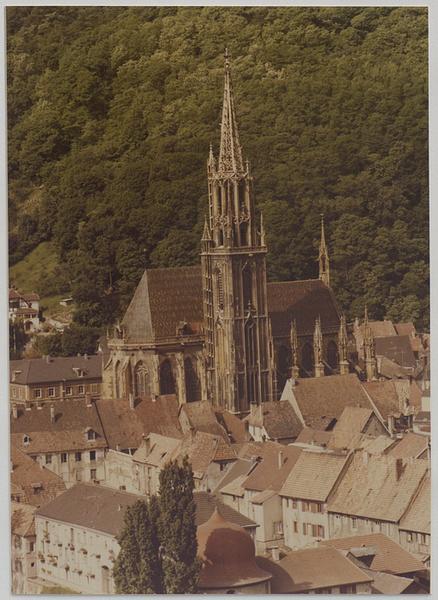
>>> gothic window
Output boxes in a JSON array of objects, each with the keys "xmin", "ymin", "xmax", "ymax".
[
  {"xmin": 134, "ymin": 361, "xmax": 150, "ymax": 398},
  {"xmin": 114, "ymin": 361, "xmax": 121, "ymax": 398},
  {"xmin": 277, "ymin": 344, "xmax": 290, "ymax": 392},
  {"xmin": 327, "ymin": 341, "xmax": 338, "ymax": 372},
  {"xmin": 215, "ymin": 268, "xmax": 224, "ymax": 310},
  {"xmin": 242, "ymin": 264, "xmax": 253, "ymax": 308},
  {"xmin": 301, "ymin": 343, "xmax": 314, "ymax": 377},
  {"xmin": 184, "ymin": 357, "xmax": 201, "ymax": 402},
  {"xmin": 159, "ymin": 359, "xmax": 175, "ymax": 395}
]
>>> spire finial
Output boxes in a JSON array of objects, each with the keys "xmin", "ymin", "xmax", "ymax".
[
  {"xmin": 318, "ymin": 213, "xmax": 330, "ymax": 286},
  {"xmin": 218, "ymin": 48, "xmax": 244, "ymax": 175}
]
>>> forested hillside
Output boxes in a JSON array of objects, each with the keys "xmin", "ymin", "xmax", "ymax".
[{"xmin": 7, "ymin": 7, "xmax": 429, "ymax": 329}]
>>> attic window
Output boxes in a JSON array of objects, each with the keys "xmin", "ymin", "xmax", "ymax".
[
  {"xmin": 23, "ymin": 434, "xmax": 30, "ymax": 446},
  {"xmin": 87, "ymin": 430, "xmax": 96, "ymax": 441},
  {"xmin": 73, "ymin": 368, "xmax": 85, "ymax": 378}
]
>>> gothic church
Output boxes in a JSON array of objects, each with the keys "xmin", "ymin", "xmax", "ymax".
[{"xmin": 102, "ymin": 53, "xmax": 344, "ymax": 414}]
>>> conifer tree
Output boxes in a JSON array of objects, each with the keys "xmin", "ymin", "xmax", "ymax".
[
  {"xmin": 113, "ymin": 499, "xmax": 163, "ymax": 594},
  {"xmin": 158, "ymin": 457, "xmax": 200, "ymax": 594}
]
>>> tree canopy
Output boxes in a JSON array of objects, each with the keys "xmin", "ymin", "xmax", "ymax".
[{"xmin": 7, "ymin": 6, "xmax": 429, "ymax": 329}]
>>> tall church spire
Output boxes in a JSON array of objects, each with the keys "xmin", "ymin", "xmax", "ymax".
[
  {"xmin": 318, "ymin": 214, "xmax": 330, "ymax": 286},
  {"xmin": 290, "ymin": 319, "xmax": 300, "ymax": 379},
  {"xmin": 218, "ymin": 48, "xmax": 244, "ymax": 175},
  {"xmin": 363, "ymin": 306, "xmax": 377, "ymax": 381}
]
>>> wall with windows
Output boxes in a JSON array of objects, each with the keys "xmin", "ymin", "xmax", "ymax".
[
  {"xmin": 328, "ymin": 512, "xmax": 398, "ymax": 542},
  {"xmin": 282, "ymin": 497, "xmax": 329, "ymax": 549},
  {"xmin": 35, "ymin": 516, "xmax": 117, "ymax": 594},
  {"xmin": 35, "ymin": 447, "xmax": 105, "ymax": 487},
  {"xmin": 10, "ymin": 379, "xmax": 101, "ymax": 406},
  {"xmin": 11, "ymin": 532, "xmax": 36, "ymax": 594},
  {"xmin": 399, "ymin": 528, "xmax": 430, "ymax": 556}
]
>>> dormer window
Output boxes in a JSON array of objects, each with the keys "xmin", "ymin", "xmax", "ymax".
[
  {"xmin": 87, "ymin": 430, "xmax": 96, "ymax": 441},
  {"xmin": 72, "ymin": 367, "xmax": 85, "ymax": 378},
  {"xmin": 23, "ymin": 434, "xmax": 30, "ymax": 446}
]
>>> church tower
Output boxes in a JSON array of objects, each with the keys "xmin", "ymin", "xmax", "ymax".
[
  {"xmin": 201, "ymin": 50, "xmax": 275, "ymax": 414},
  {"xmin": 318, "ymin": 214, "xmax": 330, "ymax": 286}
]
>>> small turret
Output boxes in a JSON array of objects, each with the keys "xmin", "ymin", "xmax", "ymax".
[
  {"xmin": 290, "ymin": 319, "xmax": 300, "ymax": 379},
  {"xmin": 313, "ymin": 316, "xmax": 324, "ymax": 378},
  {"xmin": 338, "ymin": 314, "xmax": 349, "ymax": 375}
]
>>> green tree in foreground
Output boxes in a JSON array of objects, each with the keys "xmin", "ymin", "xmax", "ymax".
[
  {"xmin": 113, "ymin": 499, "xmax": 163, "ymax": 594},
  {"xmin": 9, "ymin": 320, "xmax": 28, "ymax": 359},
  {"xmin": 158, "ymin": 457, "xmax": 200, "ymax": 594}
]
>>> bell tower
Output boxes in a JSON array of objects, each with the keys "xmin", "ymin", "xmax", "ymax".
[{"xmin": 201, "ymin": 50, "xmax": 275, "ymax": 414}]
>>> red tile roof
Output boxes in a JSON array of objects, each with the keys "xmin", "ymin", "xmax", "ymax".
[{"xmin": 321, "ymin": 533, "xmax": 425, "ymax": 575}]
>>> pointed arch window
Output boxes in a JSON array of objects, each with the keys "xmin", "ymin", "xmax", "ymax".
[
  {"xmin": 215, "ymin": 268, "xmax": 224, "ymax": 310},
  {"xmin": 134, "ymin": 362, "xmax": 150, "ymax": 398},
  {"xmin": 301, "ymin": 343, "xmax": 314, "ymax": 377},
  {"xmin": 114, "ymin": 361, "xmax": 121, "ymax": 399},
  {"xmin": 327, "ymin": 341, "xmax": 338, "ymax": 372},
  {"xmin": 184, "ymin": 357, "xmax": 201, "ymax": 402},
  {"xmin": 242, "ymin": 264, "xmax": 253, "ymax": 309},
  {"xmin": 159, "ymin": 359, "xmax": 175, "ymax": 395}
]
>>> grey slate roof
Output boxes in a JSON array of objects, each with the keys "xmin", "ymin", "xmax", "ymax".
[
  {"xmin": 375, "ymin": 335, "xmax": 416, "ymax": 369},
  {"xmin": 10, "ymin": 355, "xmax": 102, "ymax": 385}
]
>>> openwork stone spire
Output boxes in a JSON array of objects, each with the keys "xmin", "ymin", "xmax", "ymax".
[
  {"xmin": 318, "ymin": 213, "xmax": 330, "ymax": 286},
  {"xmin": 218, "ymin": 48, "xmax": 244, "ymax": 175},
  {"xmin": 313, "ymin": 316, "xmax": 324, "ymax": 378},
  {"xmin": 338, "ymin": 314, "xmax": 349, "ymax": 375},
  {"xmin": 363, "ymin": 306, "xmax": 377, "ymax": 381},
  {"xmin": 290, "ymin": 319, "xmax": 300, "ymax": 378}
]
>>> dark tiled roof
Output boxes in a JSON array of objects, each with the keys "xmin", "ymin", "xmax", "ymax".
[
  {"xmin": 257, "ymin": 547, "xmax": 372, "ymax": 593},
  {"xmin": 375, "ymin": 335, "xmax": 416, "ymax": 369},
  {"xmin": 122, "ymin": 266, "xmax": 203, "ymax": 342},
  {"xmin": 10, "ymin": 355, "xmax": 102, "ymax": 385},
  {"xmin": 362, "ymin": 380, "xmax": 401, "ymax": 420},
  {"xmin": 399, "ymin": 476, "xmax": 430, "ymax": 534},
  {"xmin": 284, "ymin": 374, "xmax": 374, "ymax": 430},
  {"xmin": 194, "ymin": 491, "xmax": 256, "ymax": 528},
  {"xmin": 267, "ymin": 279, "xmax": 340, "ymax": 337},
  {"xmin": 11, "ymin": 501, "xmax": 37, "ymax": 537},
  {"xmin": 321, "ymin": 533, "xmax": 425, "ymax": 575},
  {"xmin": 10, "ymin": 444, "xmax": 66, "ymax": 508},
  {"xmin": 35, "ymin": 483, "xmax": 143, "ymax": 536},
  {"xmin": 11, "ymin": 399, "xmax": 107, "ymax": 453},
  {"xmin": 122, "ymin": 265, "xmax": 340, "ymax": 342},
  {"xmin": 385, "ymin": 432, "xmax": 429, "ymax": 460},
  {"xmin": 95, "ymin": 395, "xmax": 182, "ymax": 450},
  {"xmin": 244, "ymin": 400, "xmax": 302, "ymax": 441},
  {"xmin": 243, "ymin": 444, "xmax": 303, "ymax": 493}
]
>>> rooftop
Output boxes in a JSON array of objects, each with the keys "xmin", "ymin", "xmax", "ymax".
[
  {"xmin": 244, "ymin": 400, "xmax": 302, "ymax": 441},
  {"xmin": 10, "ymin": 355, "xmax": 101, "ymax": 385},
  {"xmin": 321, "ymin": 533, "xmax": 425, "ymax": 575},
  {"xmin": 11, "ymin": 501, "xmax": 37, "ymax": 537},
  {"xmin": 399, "ymin": 476, "xmax": 430, "ymax": 535}
]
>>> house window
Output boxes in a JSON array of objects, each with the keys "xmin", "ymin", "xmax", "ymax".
[
  {"xmin": 65, "ymin": 386, "xmax": 72, "ymax": 396},
  {"xmin": 292, "ymin": 499, "xmax": 298, "ymax": 509},
  {"xmin": 293, "ymin": 521, "xmax": 298, "ymax": 533},
  {"xmin": 340, "ymin": 584, "xmax": 356, "ymax": 594},
  {"xmin": 312, "ymin": 524, "xmax": 318, "ymax": 537},
  {"xmin": 75, "ymin": 452, "xmax": 82, "ymax": 462},
  {"xmin": 23, "ymin": 435, "xmax": 30, "ymax": 446},
  {"xmin": 33, "ymin": 389, "xmax": 42, "ymax": 399},
  {"xmin": 48, "ymin": 387, "xmax": 55, "ymax": 397},
  {"xmin": 87, "ymin": 430, "xmax": 96, "ymax": 441},
  {"xmin": 302, "ymin": 523, "xmax": 307, "ymax": 535},
  {"xmin": 89, "ymin": 450, "xmax": 96, "ymax": 461},
  {"xmin": 45, "ymin": 454, "xmax": 52, "ymax": 464},
  {"xmin": 29, "ymin": 541, "xmax": 35, "ymax": 552},
  {"xmin": 12, "ymin": 387, "xmax": 17, "ymax": 398},
  {"xmin": 420, "ymin": 533, "xmax": 427, "ymax": 544},
  {"xmin": 352, "ymin": 517, "xmax": 357, "ymax": 530},
  {"xmin": 274, "ymin": 521, "xmax": 283, "ymax": 535},
  {"xmin": 302, "ymin": 501, "xmax": 309, "ymax": 512},
  {"xmin": 407, "ymin": 532, "xmax": 413, "ymax": 542},
  {"xmin": 90, "ymin": 468, "xmax": 97, "ymax": 480},
  {"xmin": 76, "ymin": 470, "xmax": 82, "ymax": 481},
  {"xmin": 78, "ymin": 385, "xmax": 85, "ymax": 394},
  {"xmin": 318, "ymin": 525, "xmax": 325, "ymax": 538},
  {"xmin": 61, "ymin": 453, "xmax": 67, "ymax": 463}
]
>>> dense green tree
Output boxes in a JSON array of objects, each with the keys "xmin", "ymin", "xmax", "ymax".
[
  {"xmin": 158, "ymin": 457, "xmax": 200, "ymax": 594},
  {"xmin": 31, "ymin": 323, "xmax": 99, "ymax": 357},
  {"xmin": 9, "ymin": 321, "xmax": 28, "ymax": 359},
  {"xmin": 7, "ymin": 7, "xmax": 429, "ymax": 329},
  {"xmin": 113, "ymin": 499, "xmax": 163, "ymax": 594}
]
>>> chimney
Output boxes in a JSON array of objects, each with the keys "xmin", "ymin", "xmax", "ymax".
[
  {"xmin": 50, "ymin": 404, "xmax": 55, "ymax": 423},
  {"xmin": 278, "ymin": 450, "xmax": 284, "ymax": 469},
  {"xmin": 270, "ymin": 546, "xmax": 280, "ymax": 562},
  {"xmin": 12, "ymin": 403, "xmax": 17, "ymax": 419},
  {"xmin": 395, "ymin": 458, "xmax": 405, "ymax": 481},
  {"xmin": 129, "ymin": 393, "xmax": 135, "ymax": 410}
]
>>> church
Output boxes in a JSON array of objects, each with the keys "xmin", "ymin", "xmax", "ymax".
[{"xmin": 102, "ymin": 52, "xmax": 345, "ymax": 414}]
